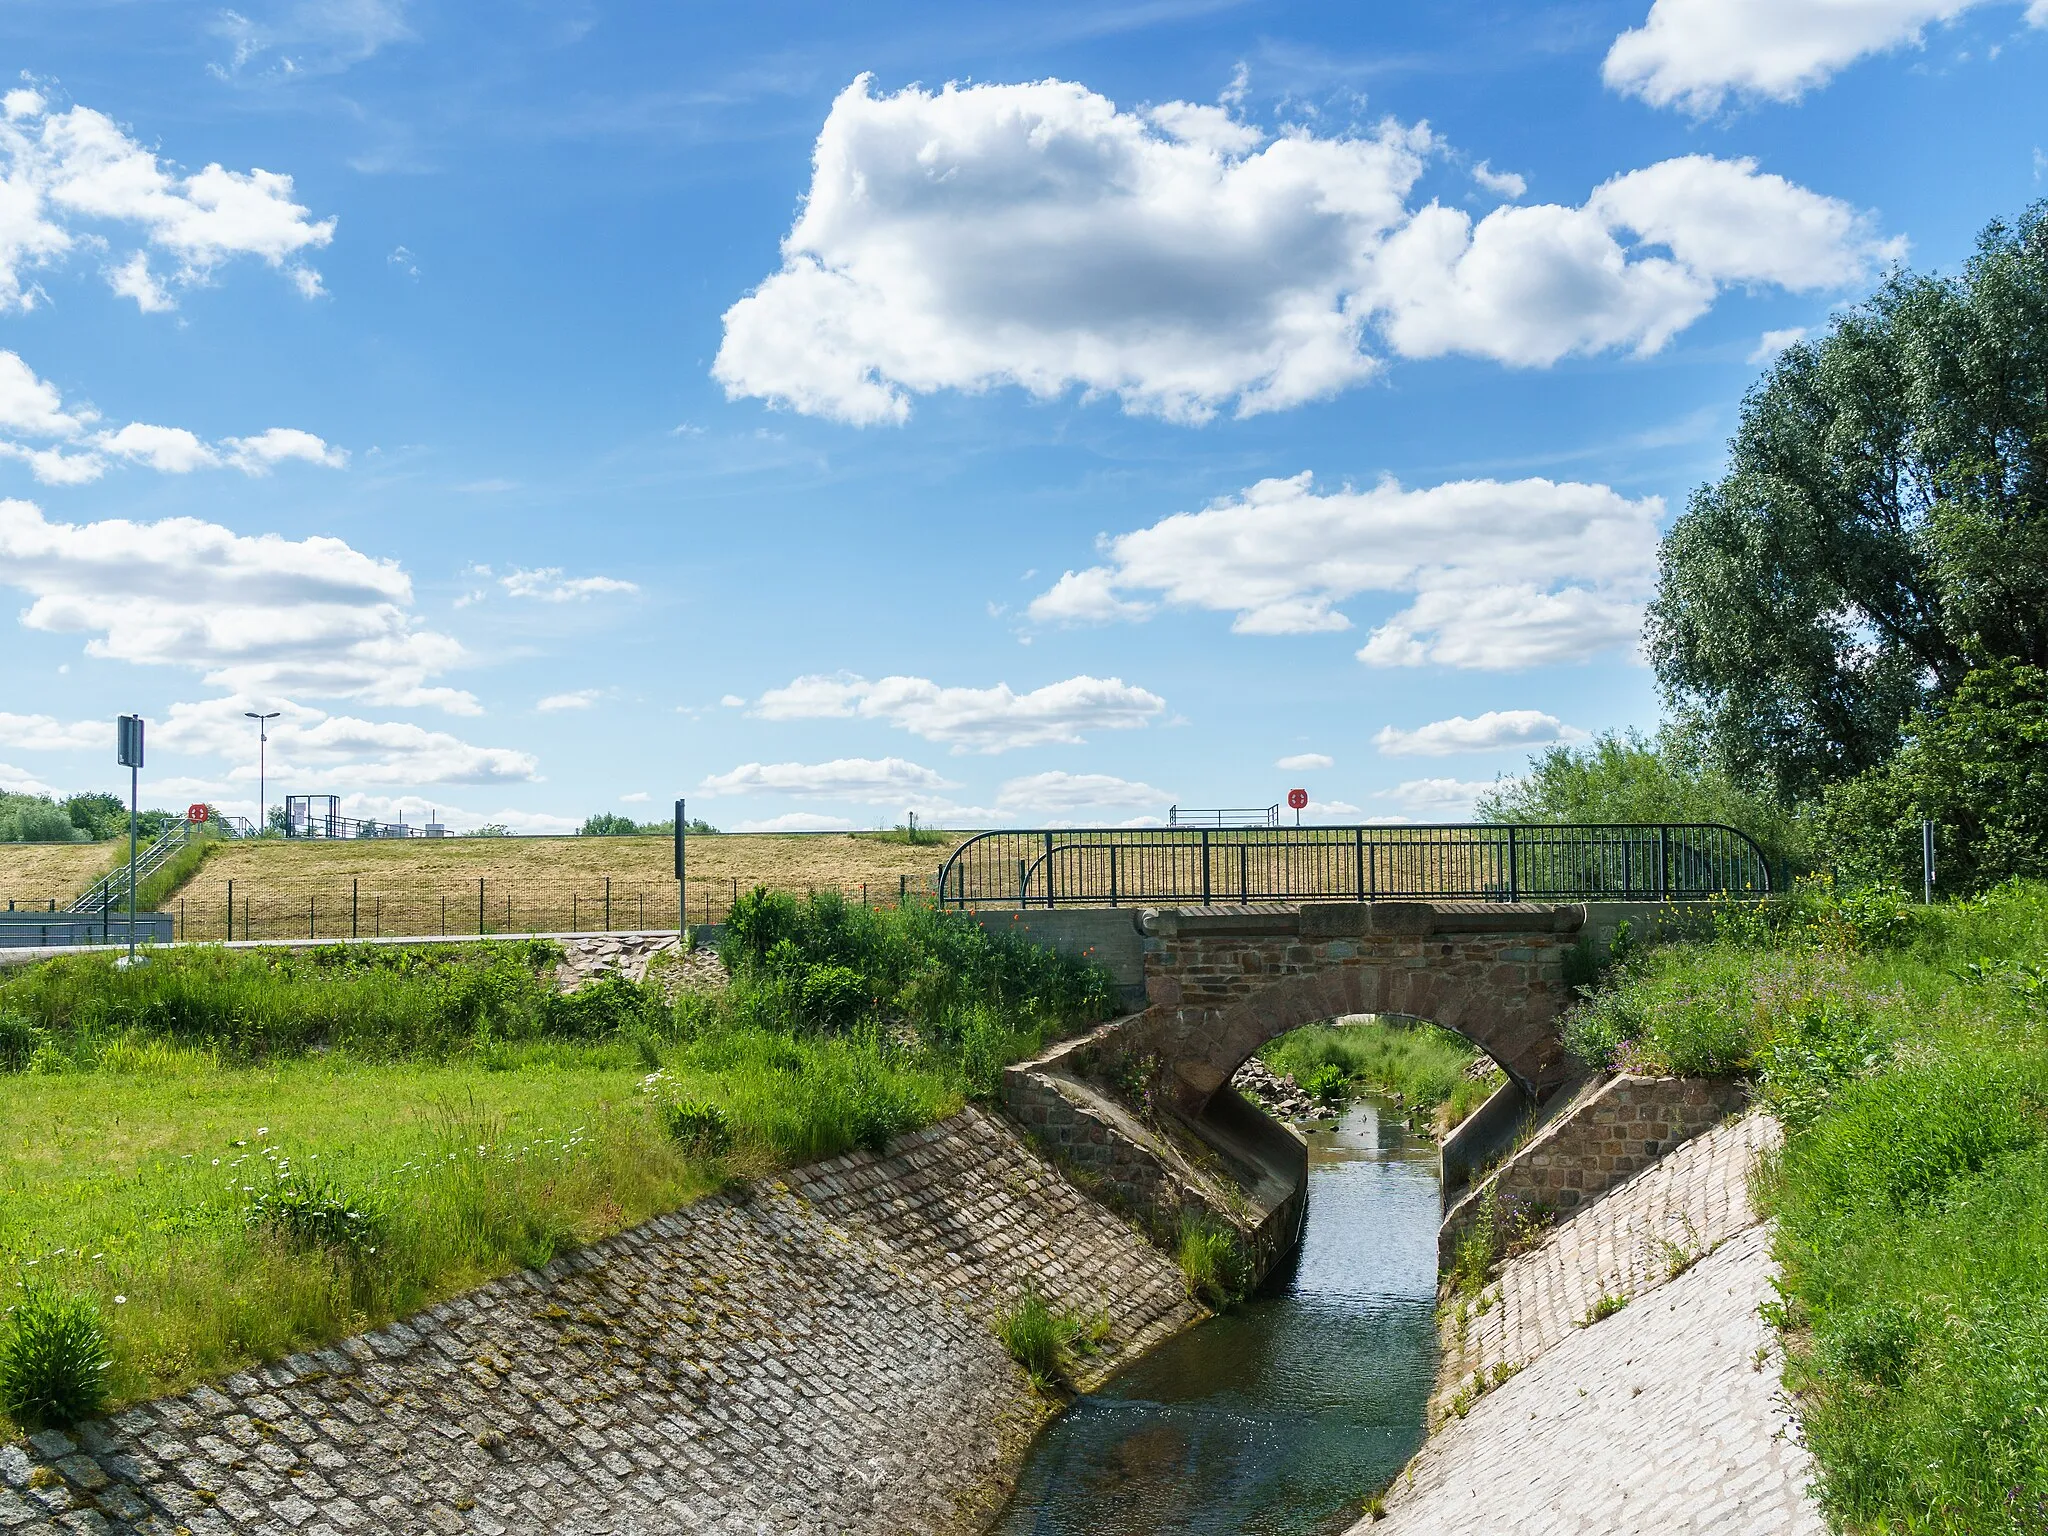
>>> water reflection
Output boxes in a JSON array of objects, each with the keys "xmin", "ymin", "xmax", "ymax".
[{"xmin": 995, "ymin": 1098, "xmax": 1440, "ymax": 1536}]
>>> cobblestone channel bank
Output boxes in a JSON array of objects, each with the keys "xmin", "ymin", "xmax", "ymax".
[
  {"xmin": 1358, "ymin": 1111, "xmax": 1825, "ymax": 1535},
  {"xmin": 0, "ymin": 1109, "xmax": 1197, "ymax": 1536}
]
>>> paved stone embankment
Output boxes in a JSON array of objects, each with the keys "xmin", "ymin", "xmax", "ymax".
[
  {"xmin": 1359, "ymin": 1111, "xmax": 1822, "ymax": 1535},
  {"xmin": 0, "ymin": 1108, "xmax": 1197, "ymax": 1536}
]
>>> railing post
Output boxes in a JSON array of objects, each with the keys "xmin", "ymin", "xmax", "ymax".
[
  {"xmin": 1044, "ymin": 831, "xmax": 1055, "ymax": 908},
  {"xmin": 1109, "ymin": 844, "xmax": 1119, "ymax": 907},
  {"xmin": 1201, "ymin": 829, "xmax": 1211, "ymax": 905},
  {"xmin": 1657, "ymin": 825, "xmax": 1670, "ymax": 898},
  {"xmin": 1354, "ymin": 827, "xmax": 1365, "ymax": 900},
  {"xmin": 1506, "ymin": 825, "xmax": 1519, "ymax": 901},
  {"xmin": 1018, "ymin": 858, "xmax": 1027, "ymax": 906}
]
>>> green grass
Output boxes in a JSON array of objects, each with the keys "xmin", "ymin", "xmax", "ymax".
[
  {"xmin": 992, "ymin": 1283, "xmax": 1110, "ymax": 1391},
  {"xmin": 0, "ymin": 896, "xmax": 1114, "ymax": 1433},
  {"xmin": 1175, "ymin": 1218, "xmax": 1252, "ymax": 1309},
  {"xmin": 1261, "ymin": 1017, "xmax": 1503, "ymax": 1134},
  {"xmin": 1561, "ymin": 878, "xmax": 2048, "ymax": 1533}
]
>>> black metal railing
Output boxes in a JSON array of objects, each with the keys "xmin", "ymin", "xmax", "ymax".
[
  {"xmin": 1167, "ymin": 803, "xmax": 1280, "ymax": 828},
  {"xmin": 934, "ymin": 823, "xmax": 1772, "ymax": 908}
]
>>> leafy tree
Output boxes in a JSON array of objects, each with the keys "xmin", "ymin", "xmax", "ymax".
[
  {"xmin": 1647, "ymin": 205, "xmax": 2048, "ymax": 804},
  {"xmin": 0, "ymin": 794, "xmax": 84, "ymax": 843},
  {"xmin": 579, "ymin": 812, "xmax": 642, "ymax": 836},
  {"xmin": 1819, "ymin": 660, "xmax": 2048, "ymax": 894},
  {"xmin": 1477, "ymin": 727, "xmax": 1808, "ymax": 874},
  {"xmin": 61, "ymin": 793, "xmax": 125, "ymax": 840}
]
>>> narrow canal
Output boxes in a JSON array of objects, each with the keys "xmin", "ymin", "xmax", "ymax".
[{"xmin": 994, "ymin": 1094, "xmax": 1441, "ymax": 1535}]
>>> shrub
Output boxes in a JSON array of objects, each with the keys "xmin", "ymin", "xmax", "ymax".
[
  {"xmin": 798, "ymin": 964, "xmax": 872, "ymax": 1033},
  {"xmin": 661, "ymin": 1097, "xmax": 733, "ymax": 1157},
  {"xmin": 0, "ymin": 1283, "xmax": 111, "ymax": 1428},
  {"xmin": 1301, "ymin": 1063, "xmax": 1348, "ymax": 1107},
  {"xmin": 245, "ymin": 1168, "xmax": 384, "ymax": 1261},
  {"xmin": 0, "ymin": 793, "xmax": 85, "ymax": 844},
  {"xmin": 0, "ymin": 1011, "xmax": 43, "ymax": 1072},
  {"xmin": 1176, "ymin": 1219, "xmax": 1251, "ymax": 1309}
]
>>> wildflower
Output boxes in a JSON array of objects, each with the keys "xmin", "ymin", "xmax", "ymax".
[{"xmin": 114, "ymin": 1295, "xmax": 127, "ymax": 1305}]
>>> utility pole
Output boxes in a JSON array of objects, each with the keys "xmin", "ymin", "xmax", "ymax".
[
  {"xmin": 244, "ymin": 711, "xmax": 280, "ymax": 832},
  {"xmin": 117, "ymin": 714, "xmax": 145, "ymax": 966}
]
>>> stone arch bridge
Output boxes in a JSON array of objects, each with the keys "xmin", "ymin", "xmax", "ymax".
[
  {"xmin": 1132, "ymin": 900, "xmax": 1585, "ymax": 1114},
  {"xmin": 997, "ymin": 898, "xmax": 1647, "ymax": 1271}
]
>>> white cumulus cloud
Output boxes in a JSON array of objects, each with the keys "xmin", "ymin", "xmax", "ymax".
[
  {"xmin": 0, "ymin": 499, "xmax": 475, "ymax": 713},
  {"xmin": 1377, "ymin": 777, "xmax": 1495, "ymax": 819},
  {"xmin": 697, "ymin": 757, "xmax": 959, "ymax": 803},
  {"xmin": 992, "ymin": 770, "xmax": 1171, "ymax": 815},
  {"xmin": 751, "ymin": 671, "xmax": 1166, "ymax": 753},
  {"xmin": 150, "ymin": 697, "xmax": 536, "ymax": 789},
  {"xmin": 0, "ymin": 89, "xmax": 334, "ymax": 311},
  {"xmin": 1374, "ymin": 710, "xmax": 1587, "ymax": 756},
  {"xmin": 1029, "ymin": 470, "xmax": 1659, "ymax": 670},
  {"xmin": 0, "ymin": 712, "xmax": 109, "ymax": 751},
  {"xmin": 536, "ymin": 690, "xmax": 600, "ymax": 713},
  {"xmin": 1604, "ymin": 0, "xmax": 2041, "ymax": 114},
  {"xmin": 1276, "ymin": 752, "xmax": 1334, "ymax": 770},
  {"xmin": 716, "ymin": 76, "xmax": 1891, "ymax": 422},
  {"xmin": 0, "ymin": 761, "xmax": 54, "ymax": 795},
  {"xmin": 733, "ymin": 811, "xmax": 859, "ymax": 832},
  {"xmin": 501, "ymin": 567, "xmax": 640, "ymax": 602}
]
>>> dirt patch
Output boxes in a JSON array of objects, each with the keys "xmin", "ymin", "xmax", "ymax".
[{"xmin": 152, "ymin": 832, "xmax": 964, "ymax": 941}]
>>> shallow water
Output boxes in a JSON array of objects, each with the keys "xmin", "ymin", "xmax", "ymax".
[{"xmin": 994, "ymin": 1098, "xmax": 1441, "ymax": 1536}]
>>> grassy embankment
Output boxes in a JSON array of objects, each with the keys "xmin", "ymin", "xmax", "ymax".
[
  {"xmin": 0, "ymin": 889, "xmax": 1111, "ymax": 1436},
  {"xmin": 0, "ymin": 841, "xmax": 125, "ymax": 912},
  {"xmin": 1560, "ymin": 879, "xmax": 2048, "ymax": 1536},
  {"xmin": 1262, "ymin": 1018, "xmax": 1503, "ymax": 1135},
  {"xmin": 109, "ymin": 830, "xmax": 964, "ymax": 941}
]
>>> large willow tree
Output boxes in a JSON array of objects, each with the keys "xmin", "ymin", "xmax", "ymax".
[{"xmin": 1647, "ymin": 205, "xmax": 2048, "ymax": 805}]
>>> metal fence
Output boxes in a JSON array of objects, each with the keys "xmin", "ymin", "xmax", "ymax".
[
  {"xmin": 934, "ymin": 823, "xmax": 1773, "ymax": 909},
  {"xmin": 162, "ymin": 875, "xmax": 936, "ymax": 943}
]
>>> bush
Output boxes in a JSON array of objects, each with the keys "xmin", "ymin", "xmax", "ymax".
[
  {"xmin": 1301, "ymin": 1063, "xmax": 1348, "ymax": 1107},
  {"xmin": 0, "ymin": 1012, "xmax": 43, "ymax": 1073},
  {"xmin": 245, "ymin": 1167, "xmax": 384, "ymax": 1261},
  {"xmin": 1820, "ymin": 661, "xmax": 2048, "ymax": 897},
  {"xmin": 1176, "ymin": 1219, "xmax": 1251, "ymax": 1309},
  {"xmin": 0, "ymin": 1284, "xmax": 111, "ymax": 1427},
  {"xmin": 660, "ymin": 1096, "xmax": 733, "ymax": 1157},
  {"xmin": 0, "ymin": 793, "xmax": 84, "ymax": 844}
]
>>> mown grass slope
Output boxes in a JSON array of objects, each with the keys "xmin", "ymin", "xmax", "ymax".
[
  {"xmin": 0, "ymin": 841, "xmax": 123, "ymax": 911},
  {"xmin": 129, "ymin": 830, "xmax": 964, "ymax": 939}
]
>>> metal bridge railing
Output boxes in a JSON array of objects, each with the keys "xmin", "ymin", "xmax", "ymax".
[{"xmin": 933, "ymin": 823, "xmax": 1772, "ymax": 909}]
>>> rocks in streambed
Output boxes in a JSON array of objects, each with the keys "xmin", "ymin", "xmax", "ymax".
[{"xmin": 1231, "ymin": 1056, "xmax": 1321, "ymax": 1123}]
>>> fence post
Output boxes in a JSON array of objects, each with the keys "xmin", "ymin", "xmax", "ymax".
[
  {"xmin": 638, "ymin": 891, "xmax": 644, "ymax": 928},
  {"xmin": 441, "ymin": 895, "xmax": 447, "ymax": 936},
  {"xmin": 375, "ymin": 896, "xmax": 381, "ymax": 937},
  {"xmin": 479, "ymin": 878, "xmax": 486, "ymax": 936},
  {"xmin": 352, "ymin": 878, "xmax": 359, "ymax": 939},
  {"xmin": 899, "ymin": 873, "xmax": 907, "ymax": 908},
  {"xmin": 1200, "ymin": 829, "xmax": 1211, "ymax": 906},
  {"xmin": 572, "ymin": 894, "xmax": 579, "ymax": 931},
  {"xmin": 227, "ymin": 879, "xmax": 233, "ymax": 942},
  {"xmin": 605, "ymin": 877, "xmax": 612, "ymax": 932}
]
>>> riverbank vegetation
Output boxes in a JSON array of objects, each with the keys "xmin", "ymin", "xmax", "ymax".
[
  {"xmin": 0, "ymin": 893, "xmax": 1113, "ymax": 1433},
  {"xmin": 1261, "ymin": 1018, "xmax": 1502, "ymax": 1135},
  {"xmin": 1558, "ymin": 878, "xmax": 2048, "ymax": 1533}
]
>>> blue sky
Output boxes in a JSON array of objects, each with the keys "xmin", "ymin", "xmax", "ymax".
[{"xmin": 0, "ymin": 0, "xmax": 2042, "ymax": 833}]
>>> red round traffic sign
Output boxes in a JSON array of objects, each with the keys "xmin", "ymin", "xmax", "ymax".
[
  {"xmin": 1287, "ymin": 787, "xmax": 1309, "ymax": 811},
  {"xmin": 186, "ymin": 803, "xmax": 209, "ymax": 823}
]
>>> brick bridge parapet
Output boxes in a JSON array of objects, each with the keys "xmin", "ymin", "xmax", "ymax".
[{"xmin": 1130, "ymin": 901, "xmax": 1588, "ymax": 1114}]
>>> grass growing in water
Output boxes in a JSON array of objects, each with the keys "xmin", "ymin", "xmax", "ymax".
[
  {"xmin": 0, "ymin": 894, "xmax": 1113, "ymax": 1434},
  {"xmin": 1176, "ymin": 1218, "xmax": 1252, "ymax": 1309},
  {"xmin": 1558, "ymin": 877, "xmax": 2048, "ymax": 1534},
  {"xmin": 1261, "ymin": 1017, "xmax": 1502, "ymax": 1134}
]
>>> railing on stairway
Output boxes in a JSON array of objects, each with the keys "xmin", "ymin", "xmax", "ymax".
[
  {"xmin": 933, "ymin": 823, "xmax": 1773, "ymax": 909},
  {"xmin": 66, "ymin": 812, "xmax": 253, "ymax": 920}
]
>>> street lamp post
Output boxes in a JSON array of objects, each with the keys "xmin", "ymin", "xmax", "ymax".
[{"xmin": 244, "ymin": 711, "xmax": 280, "ymax": 832}]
